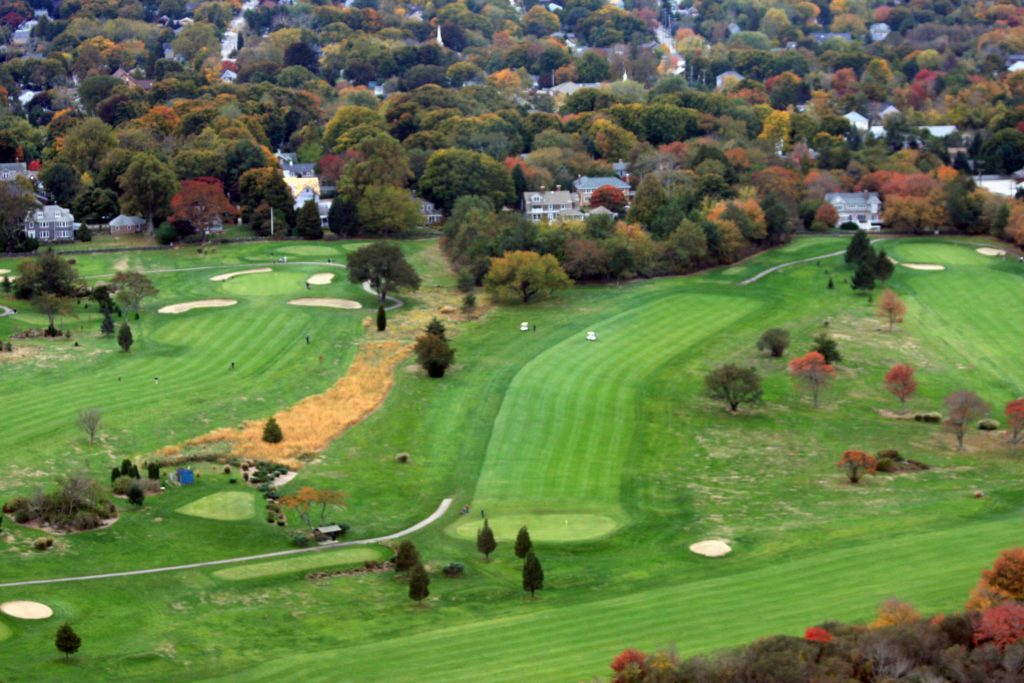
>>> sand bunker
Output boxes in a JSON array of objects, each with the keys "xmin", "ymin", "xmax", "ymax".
[
  {"xmin": 901, "ymin": 263, "xmax": 945, "ymax": 271},
  {"xmin": 0, "ymin": 269, "xmax": 10, "ymax": 275},
  {"xmin": 1, "ymin": 601, "xmax": 53, "ymax": 619},
  {"xmin": 976, "ymin": 247, "xmax": 1006, "ymax": 257},
  {"xmin": 210, "ymin": 268, "xmax": 272, "ymax": 282},
  {"xmin": 306, "ymin": 273, "xmax": 335, "ymax": 285},
  {"xmin": 288, "ymin": 298, "xmax": 362, "ymax": 310},
  {"xmin": 689, "ymin": 540, "xmax": 732, "ymax": 557},
  {"xmin": 159, "ymin": 299, "xmax": 238, "ymax": 314}
]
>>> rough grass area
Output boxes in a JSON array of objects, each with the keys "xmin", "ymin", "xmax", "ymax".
[
  {"xmin": 213, "ymin": 546, "xmax": 387, "ymax": 581},
  {"xmin": 174, "ymin": 491, "xmax": 257, "ymax": 521}
]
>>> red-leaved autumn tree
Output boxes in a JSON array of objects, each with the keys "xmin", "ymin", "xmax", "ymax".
[
  {"xmin": 1006, "ymin": 398, "xmax": 1024, "ymax": 453},
  {"xmin": 789, "ymin": 351, "xmax": 835, "ymax": 407},
  {"xmin": 590, "ymin": 185, "xmax": 627, "ymax": 213},
  {"xmin": 610, "ymin": 648, "xmax": 647, "ymax": 682},
  {"xmin": 169, "ymin": 178, "xmax": 238, "ymax": 238},
  {"xmin": 876, "ymin": 289, "xmax": 906, "ymax": 332},
  {"xmin": 885, "ymin": 363, "xmax": 917, "ymax": 406},
  {"xmin": 968, "ymin": 547, "xmax": 1024, "ymax": 610},
  {"xmin": 837, "ymin": 450, "xmax": 877, "ymax": 484},
  {"xmin": 973, "ymin": 602, "xmax": 1024, "ymax": 648},
  {"xmin": 804, "ymin": 626, "xmax": 833, "ymax": 644}
]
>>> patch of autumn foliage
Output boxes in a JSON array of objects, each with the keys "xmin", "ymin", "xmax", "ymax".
[
  {"xmin": 870, "ymin": 599, "xmax": 921, "ymax": 629},
  {"xmin": 789, "ymin": 351, "xmax": 835, "ymax": 407},
  {"xmin": 804, "ymin": 626, "xmax": 832, "ymax": 644},
  {"xmin": 610, "ymin": 648, "xmax": 647, "ymax": 682},
  {"xmin": 968, "ymin": 548, "xmax": 1024, "ymax": 609},
  {"xmin": 1007, "ymin": 399, "xmax": 1024, "ymax": 451},
  {"xmin": 836, "ymin": 450, "xmax": 877, "ymax": 484},
  {"xmin": 974, "ymin": 602, "xmax": 1024, "ymax": 647},
  {"xmin": 186, "ymin": 341, "xmax": 411, "ymax": 468}
]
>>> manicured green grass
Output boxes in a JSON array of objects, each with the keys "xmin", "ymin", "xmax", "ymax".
[
  {"xmin": 212, "ymin": 546, "xmax": 387, "ymax": 581},
  {"xmin": 1, "ymin": 236, "xmax": 1022, "ymax": 682},
  {"xmin": 0, "ymin": 620, "xmax": 12, "ymax": 642},
  {"xmin": 175, "ymin": 491, "xmax": 257, "ymax": 521},
  {"xmin": 448, "ymin": 513, "xmax": 620, "ymax": 542}
]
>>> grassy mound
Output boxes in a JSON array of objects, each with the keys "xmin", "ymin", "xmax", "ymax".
[
  {"xmin": 448, "ymin": 514, "xmax": 620, "ymax": 542},
  {"xmin": 175, "ymin": 491, "xmax": 256, "ymax": 521},
  {"xmin": 213, "ymin": 546, "xmax": 386, "ymax": 581}
]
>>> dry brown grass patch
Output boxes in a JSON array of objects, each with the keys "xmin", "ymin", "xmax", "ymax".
[{"xmin": 184, "ymin": 341, "xmax": 410, "ymax": 467}]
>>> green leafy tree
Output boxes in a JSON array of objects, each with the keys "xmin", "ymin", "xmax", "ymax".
[
  {"xmin": 408, "ymin": 561, "xmax": 430, "ymax": 604},
  {"xmin": 40, "ymin": 162, "xmax": 81, "ymax": 206},
  {"xmin": 1, "ymin": 178, "xmax": 40, "ymax": 249},
  {"xmin": 262, "ymin": 417, "xmax": 283, "ymax": 443},
  {"xmin": 483, "ymin": 251, "xmax": 572, "ymax": 303},
  {"xmin": 757, "ymin": 328, "xmax": 790, "ymax": 358},
  {"xmin": 874, "ymin": 249, "xmax": 894, "ymax": 281},
  {"xmin": 355, "ymin": 185, "xmax": 422, "ymax": 236},
  {"xmin": 394, "ymin": 540, "xmax": 420, "ymax": 572},
  {"xmin": 627, "ymin": 174, "xmax": 666, "ymax": 228},
  {"xmin": 100, "ymin": 310, "xmax": 114, "ymax": 336},
  {"xmin": 522, "ymin": 551, "xmax": 544, "ymax": 597},
  {"xmin": 477, "ymin": 518, "xmax": 497, "ymax": 561},
  {"xmin": 118, "ymin": 153, "xmax": 178, "ymax": 231},
  {"xmin": 297, "ymin": 200, "xmax": 323, "ymax": 240},
  {"xmin": 514, "ymin": 526, "xmax": 533, "ymax": 559},
  {"xmin": 419, "ymin": 149, "xmax": 515, "ymax": 212},
  {"xmin": 55, "ymin": 623, "xmax": 81, "ymax": 659},
  {"xmin": 704, "ymin": 364, "xmax": 763, "ymax": 412},
  {"xmin": 346, "ymin": 243, "xmax": 421, "ymax": 331},
  {"xmin": 111, "ymin": 271, "xmax": 159, "ymax": 317},
  {"xmin": 15, "ymin": 250, "xmax": 80, "ymax": 300},
  {"xmin": 414, "ymin": 333, "xmax": 455, "ymax": 378},
  {"xmin": 328, "ymin": 194, "xmax": 358, "ymax": 237},
  {"xmin": 33, "ymin": 292, "xmax": 74, "ymax": 336}
]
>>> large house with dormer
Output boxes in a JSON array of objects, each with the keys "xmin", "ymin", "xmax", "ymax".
[
  {"xmin": 24, "ymin": 205, "xmax": 78, "ymax": 242},
  {"xmin": 524, "ymin": 190, "xmax": 577, "ymax": 222},
  {"xmin": 573, "ymin": 176, "xmax": 632, "ymax": 207},
  {"xmin": 825, "ymin": 192, "xmax": 882, "ymax": 231}
]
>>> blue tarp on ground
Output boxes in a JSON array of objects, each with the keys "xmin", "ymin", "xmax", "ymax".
[{"xmin": 177, "ymin": 468, "xmax": 195, "ymax": 485}]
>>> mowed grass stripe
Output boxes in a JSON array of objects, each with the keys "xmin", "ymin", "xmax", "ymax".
[
  {"xmin": 473, "ymin": 293, "xmax": 757, "ymax": 509},
  {"xmin": 212, "ymin": 513, "xmax": 1022, "ymax": 683}
]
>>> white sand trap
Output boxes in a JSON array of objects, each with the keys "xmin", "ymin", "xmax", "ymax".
[
  {"xmin": 306, "ymin": 273, "xmax": 335, "ymax": 285},
  {"xmin": 1, "ymin": 601, "xmax": 53, "ymax": 619},
  {"xmin": 689, "ymin": 540, "xmax": 732, "ymax": 558},
  {"xmin": 976, "ymin": 247, "xmax": 1006, "ymax": 257},
  {"xmin": 288, "ymin": 298, "xmax": 362, "ymax": 310},
  {"xmin": 901, "ymin": 263, "xmax": 945, "ymax": 271},
  {"xmin": 159, "ymin": 299, "xmax": 238, "ymax": 314},
  {"xmin": 210, "ymin": 268, "xmax": 272, "ymax": 282},
  {"xmin": 0, "ymin": 269, "xmax": 10, "ymax": 275}
]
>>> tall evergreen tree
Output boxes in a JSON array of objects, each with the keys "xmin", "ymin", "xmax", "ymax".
[
  {"xmin": 100, "ymin": 310, "xmax": 114, "ymax": 335},
  {"xmin": 627, "ymin": 174, "xmax": 666, "ymax": 228},
  {"xmin": 55, "ymin": 622, "xmax": 81, "ymax": 659},
  {"xmin": 408, "ymin": 561, "xmax": 430, "ymax": 604},
  {"xmin": 477, "ymin": 518, "xmax": 497, "ymax": 560},
  {"xmin": 844, "ymin": 230, "xmax": 872, "ymax": 265},
  {"xmin": 511, "ymin": 164, "xmax": 527, "ymax": 202},
  {"xmin": 851, "ymin": 259, "xmax": 876, "ymax": 292},
  {"xmin": 522, "ymin": 551, "xmax": 544, "ymax": 597},
  {"xmin": 874, "ymin": 249, "xmax": 894, "ymax": 281},
  {"xmin": 297, "ymin": 200, "xmax": 323, "ymax": 240},
  {"xmin": 117, "ymin": 322, "xmax": 133, "ymax": 352},
  {"xmin": 394, "ymin": 540, "xmax": 420, "ymax": 572},
  {"xmin": 262, "ymin": 417, "xmax": 283, "ymax": 443},
  {"xmin": 514, "ymin": 526, "xmax": 532, "ymax": 559}
]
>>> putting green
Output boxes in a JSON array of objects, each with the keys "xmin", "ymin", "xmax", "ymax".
[
  {"xmin": 0, "ymin": 621, "xmax": 11, "ymax": 642},
  {"xmin": 277, "ymin": 245, "xmax": 339, "ymax": 257},
  {"xmin": 448, "ymin": 514, "xmax": 620, "ymax": 542},
  {"xmin": 176, "ymin": 492, "xmax": 256, "ymax": 521},
  {"xmin": 219, "ymin": 271, "xmax": 307, "ymax": 297},
  {"xmin": 213, "ymin": 546, "xmax": 386, "ymax": 581}
]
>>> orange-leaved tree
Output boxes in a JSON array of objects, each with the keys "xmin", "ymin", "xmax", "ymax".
[
  {"xmin": 589, "ymin": 185, "xmax": 627, "ymax": 213},
  {"xmin": 789, "ymin": 351, "xmax": 835, "ymax": 407},
  {"xmin": 884, "ymin": 363, "xmax": 917, "ymax": 406},
  {"xmin": 837, "ymin": 450, "xmax": 876, "ymax": 484},
  {"xmin": 610, "ymin": 648, "xmax": 647, "ymax": 682},
  {"xmin": 280, "ymin": 487, "xmax": 347, "ymax": 530},
  {"xmin": 967, "ymin": 547, "xmax": 1024, "ymax": 610},
  {"xmin": 1006, "ymin": 398, "xmax": 1024, "ymax": 453},
  {"xmin": 169, "ymin": 177, "xmax": 237, "ymax": 239},
  {"xmin": 876, "ymin": 289, "xmax": 906, "ymax": 332},
  {"xmin": 804, "ymin": 626, "xmax": 832, "ymax": 644},
  {"xmin": 869, "ymin": 598, "xmax": 920, "ymax": 628}
]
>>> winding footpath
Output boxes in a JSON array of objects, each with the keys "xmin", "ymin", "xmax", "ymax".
[
  {"xmin": 0, "ymin": 305, "xmax": 13, "ymax": 318},
  {"xmin": 738, "ymin": 250, "xmax": 846, "ymax": 286},
  {"xmin": 361, "ymin": 280, "xmax": 404, "ymax": 311},
  {"xmin": 0, "ymin": 497, "xmax": 452, "ymax": 589}
]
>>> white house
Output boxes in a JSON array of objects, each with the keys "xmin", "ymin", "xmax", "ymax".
[
  {"xmin": 24, "ymin": 205, "xmax": 77, "ymax": 242},
  {"xmin": 1010, "ymin": 61, "xmax": 1024, "ymax": 73},
  {"xmin": 880, "ymin": 104, "xmax": 901, "ymax": 119},
  {"xmin": 418, "ymin": 198, "xmax": 444, "ymax": 225},
  {"xmin": 220, "ymin": 69, "xmax": 237, "ymax": 83},
  {"xmin": 524, "ymin": 191, "xmax": 577, "ymax": 222},
  {"xmin": 869, "ymin": 22, "xmax": 891, "ymax": 41},
  {"xmin": 919, "ymin": 125, "xmax": 957, "ymax": 139},
  {"xmin": 825, "ymin": 192, "xmax": 882, "ymax": 231},
  {"xmin": 843, "ymin": 111, "xmax": 869, "ymax": 132}
]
